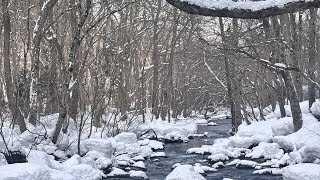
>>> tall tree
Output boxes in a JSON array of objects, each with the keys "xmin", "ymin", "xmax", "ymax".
[{"xmin": 2, "ymin": 0, "xmax": 27, "ymax": 133}]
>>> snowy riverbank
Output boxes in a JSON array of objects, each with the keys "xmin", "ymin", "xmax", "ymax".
[
  {"xmin": 0, "ymin": 111, "xmax": 201, "ymax": 180},
  {"xmin": 169, "ymin": 100, "xmax": 320, "ymax": 180}
]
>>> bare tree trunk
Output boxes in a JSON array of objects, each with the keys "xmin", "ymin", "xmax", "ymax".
[
  {"xmin": 151, "ymin": 0, "xmax": 162, "ymax": 120},
  {"xmin": 166, "ymin": 8, "xmax": 178, "ymax": 123},
  {"xmin": 29, "ymin": 0, "xmax": 58, "ymax": 125},
  {"xmin": 230, "ymin": 18, "xmax": 243, "ymax": 132},
  {"xmin": 2, "ymin": 0, "xmax": 27, "ymax": 133},
  {"xmin": 52, "ymin": 0, "xmax": 92, "ymax": 144},
  {"xmin": 290, "ymin": 13, "xmax": 303, "ymax": 102},
  {"xmin": 308, "ymin": 8, "xmax": 317, "ymax": 108},
  {"xmin": 219, "ymin": 17, "xmax": 241, "ymax": 133}
]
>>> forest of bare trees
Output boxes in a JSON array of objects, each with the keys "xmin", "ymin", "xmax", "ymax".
[{"xmin": 1, "ymin": 0, "xmax": 319, "ymax": 139}]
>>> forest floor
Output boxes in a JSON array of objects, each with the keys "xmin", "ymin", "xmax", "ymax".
[{"xmin": 0, "ymin": 100, "xmax": 320, "ymax": 180}]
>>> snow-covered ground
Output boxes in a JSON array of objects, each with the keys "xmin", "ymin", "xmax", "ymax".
[
  {"xmin": 182, "ymin": 100, "xmax": 320, "ymax": 180},
  {"xmin": 0, "ymin": 111, "xmax": 200, "ymax": 180},
  {"xmin": 1, "ymin": 100, "xmax": 320, "ymax": 179}
]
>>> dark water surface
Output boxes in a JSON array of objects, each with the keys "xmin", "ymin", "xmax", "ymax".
[{"xmin": 108, "ymin": 119, "xmax": 283, "ymax": 180}]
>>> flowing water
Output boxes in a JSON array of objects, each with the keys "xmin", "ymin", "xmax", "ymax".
[{"xmin": 109, "ymin": 119, "xmax": 283, "ymax": 180}]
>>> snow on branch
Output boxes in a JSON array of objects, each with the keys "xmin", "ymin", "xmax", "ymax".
[{"xmin": 166, "ymin": 0, "xmax": 320, "ymax": 19}]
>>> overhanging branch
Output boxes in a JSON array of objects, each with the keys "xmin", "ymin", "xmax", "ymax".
[{"xmin": 166, "ymin": 0, "xmax": 320, "ymax": 19}]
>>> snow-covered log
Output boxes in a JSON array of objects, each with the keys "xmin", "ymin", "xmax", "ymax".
[{"xmin": 166, "ymin": 0, "xmax": 320, "ymax": 19}]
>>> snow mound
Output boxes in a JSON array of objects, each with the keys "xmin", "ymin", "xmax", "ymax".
[
  {"xmin": 165, "ymin": 165, "xmax": 206, "ymax": 180},
  {"xmin": 282, "ymin": 163, "xmax": 320, "ymax": 180}
]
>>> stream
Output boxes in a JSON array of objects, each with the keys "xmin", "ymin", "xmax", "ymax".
[{"xmin": 110, "ymin": 119, "xmax": 284, "ymax": 180}]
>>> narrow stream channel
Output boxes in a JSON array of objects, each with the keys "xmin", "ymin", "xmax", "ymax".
[{"xmin": 109, "ymin": 118, "xmax": 284, "ymax": 179}]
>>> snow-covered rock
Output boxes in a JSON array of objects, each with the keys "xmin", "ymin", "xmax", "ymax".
[
  {"xmin": 201, "ymin": 165, "xmax": 217, "ymax": 172},
  {"xmin": 282, "ymin": 163, "xmax": 320, "ymax": 180},
  {"xmin": 245, "ymin": 142, "xmax": 284, "ymax": 159},
  {"xmin": 148, "ymin": 140, "xmax": 164, "ymax": 150},
  {"xmin": 212, "ymin": 161, "xmax": 225, "ymax": 169},
  {"xmin": 114, "ymin": 132, "xmax": 137, "ymax": 144},
  {"xmin": 95, "ymin": 157, "xmax": 112, "ymax": 170},
  {"xmin": 311, "ymin": 100, "xmax": 320, "ymax": 117},
  {"xmin": 62, "ymin": 154, "xmax": 82, "ymax": 167},
  {"xmin": 0, "ymin": 163, "xmax": 74, "ymax": 180},
  {"xmin": 208, "ymin": 122, "xmax": 217, "ymax": 126},
  {"xmin": 193, "ymin": 163, "xmax": 205, "ymax": 174},
  {"xmin": 139, "ymin": 145, "xmax": 153, "ymax": 157},
  {"xmin": 63, "ymin": 164, "xmax": 104, "ymax": 180},
  {"xmin": 84, "ymin": 151, "xmax": 105, "ymax": 160},
  {"xmin": 129, "ymin": 170, "xmax": 148, "ymax": 179},
  {"xmin": 82, "ymin": 138, "xmax": 113, "ymax": 158},
  {"xmin": 132, "ymin": 161, "xmax": 146, "ymax": 170},
  {"xmin": 299, "ymin": 145, "xmax": 320, "ymax": 163},
  {"xmin": 107, "ymin": 167, "xmax": 129, "ymax": 177},
  {"xmin": 165, "ymin": 165, "xmax": 206, "ymax": 180},
  {"xmin": 132, "ymin": 155, "xmax": 144, "ymax": 161},
  {"xmin": 54, "ymin": 150, "xmax": 68, "ymax": 160},
  {"xmin": 208, "ymin": 153, "xmax": 229, "ymax": 162},
  {"xmin": 226, "ymin": 159, "xmax": 258, "ymax": 168},
  {"xmin": 253, "ymin": 168, "xmax": 282, "ymax": 175},
  {"xmin": 195, "ymin": 119, "xmax": 208, "ymax": 124},
  {"xmin": 151, "ymin": 152, "xmax": 166, "ymax": 158},
  {"xmin": 27, "ymin": 150, "xmax": 56, "ymax": 169},
  {"xmin": 271, "ymin": 117, "xmax": 294, "ymax": 136}
]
